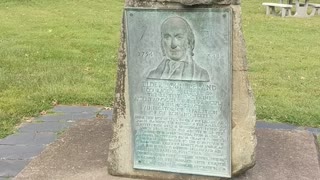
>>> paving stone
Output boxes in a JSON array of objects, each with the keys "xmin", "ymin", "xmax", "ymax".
[
  {"xmin": 36, "ymin": 113, "xmax": 97, "ymax": 122},
  {"xmin": 52, "ymin": 105, "xmax": 102, "ymax": 114},
  {"xmin": 33, "ymin": 114, "xmax": 71, "ymax": 122},
  {"xmin": 298, "ymin": 127, "xmax": 320, "ymax": 135},
  {"xmin": 33, "ymin": 132, "xmax": 56, "ymax": 144},
  {"xmin": 18, "ymin": 121, "xmax": 70, "ymax": 133},
  {"xmin": 257, "ymin": 121, "xmax": 320, "ymax": 135},
  {"xmin": 0, "ymin": 160, "xmax": 30, "ymax": 177},
  {"xmin": 256, "ymin": 120, "xmax": 297, "ymax": 130},
  {"xmin": 0, "ymin": 132, "xmax": 56, "ymax": 145},
  {"xmin": 97, "ymin": 110, "xmax": 113, "ymax": 120},
  {"xmin": 0, "ymin": 177, "xmax": 13, "ymax": 180},
  {"xmin": 0, "ymin": 145, "xmax": 44, "ymax": 160}
]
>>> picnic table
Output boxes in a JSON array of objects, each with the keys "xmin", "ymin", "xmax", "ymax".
[
  {"xmin": 292, "ymin": 0, "xmax": 311, "ymax": 17},
  {"xmin": 279, "ymin": 0, "xmax": 293, "ymax": 4},
  {"xmin": 262, "ymin": 2, "xmax": 293, "ymax": 17},
  {"xmin": 263, "ymin": 0, "xmax": 320, "ymax": 17}
]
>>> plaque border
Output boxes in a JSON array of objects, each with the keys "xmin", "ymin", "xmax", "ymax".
[{"xmin": 124, "ymin": 7, "xmax": 233, "ymax": 178}]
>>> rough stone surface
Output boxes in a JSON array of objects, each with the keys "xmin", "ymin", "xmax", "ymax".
[
  {"xmin": 107, "ymin": 3, "xmax": 256, "ymax": 180},
  {"xmin": 14, "ymin": 121, "xmax": 320, "ymax": 180},
  {"xmin": 230, "ymin": 5, "xmax": 256, "ymax": 176}
]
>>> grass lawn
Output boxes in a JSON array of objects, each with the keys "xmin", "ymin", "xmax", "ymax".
[
  {"xmin": 0, "ymin": 0, "xmax": 319, "ymax": 138},
  {"xmin": 0, "ymin": 0, "xmax": 123, "ymax": 138},
  {"xmin": 243, "ymin": 0, "xmax": 320, "ymax": 127}
]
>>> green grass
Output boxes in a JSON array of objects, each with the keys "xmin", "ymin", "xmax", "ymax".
[
  {"xmin": 242, "ymin": 0, "xmax": 320, "ymax": 127},
  {"xmin": 0, "ymin": 0, "xmax": 320, "ymax": 138},
  {"xmin": 0, "ymin": 0, "xmax": 123, "ymax": 138}
]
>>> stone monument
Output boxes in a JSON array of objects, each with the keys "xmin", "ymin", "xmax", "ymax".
[{"xmin": 108, "ymin": 0, "xmax": 256, "ymax": 179}]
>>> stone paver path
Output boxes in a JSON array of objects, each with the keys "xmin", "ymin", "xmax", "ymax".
[{"xmin": 0, "ymin": 105, "xmax": 111, "ymax": 179}]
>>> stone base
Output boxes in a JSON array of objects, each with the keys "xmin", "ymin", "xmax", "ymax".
[{"xmin": 107, "ymin": 3, "xmax": 257, "ymax": 180}]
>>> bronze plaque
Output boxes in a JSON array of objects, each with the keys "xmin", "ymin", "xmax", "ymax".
[{"xmin": 125, "ymin": 8, "xmax": 232, "ymax": 177}]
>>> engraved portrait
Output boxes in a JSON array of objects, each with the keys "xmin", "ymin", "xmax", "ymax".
[
  {"xmin": 126, "ymin": 9, "xmax": 232, "ymax": 177},
  {"xmin": 147, "ymin": 16, "xmax": 210, "ymax": 82}
]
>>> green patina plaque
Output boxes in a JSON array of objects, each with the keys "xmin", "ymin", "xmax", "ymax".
[{"xmin": 125, "ymin": 8, "xmax": 232, "ymax": 178}]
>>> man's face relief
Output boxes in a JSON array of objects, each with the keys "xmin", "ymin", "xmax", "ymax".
[{"xmin": 161, "ymin": 18, "xmax": 189, "ymax": 61}]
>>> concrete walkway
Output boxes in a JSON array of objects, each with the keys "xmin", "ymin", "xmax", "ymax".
[
  {"xmin": 0, "ymin": 105, "xmax": 111, "ymax": 179},
  {"xmin": 0, "ymin": 105, "xmax": 319, "ymax": 179}
]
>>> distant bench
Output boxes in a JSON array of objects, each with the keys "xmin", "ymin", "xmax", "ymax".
[
  {"xmin": 262, "ymin": 3, "xmax": 293, "ymax": 17},
  {"xmin": 309, "ymin": 3, "xmax": 320, "ymax": 15}
]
